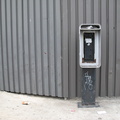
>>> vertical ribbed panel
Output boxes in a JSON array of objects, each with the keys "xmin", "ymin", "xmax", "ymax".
[
  {"xmin": 0, "ymin": 0, "xmax": 120, "ymax": 98},
  {"xmin": 115, "ymin": 0, "xmax": 120, "ymax": 96},
  {"xmin": 61, "ymin": 0, "xmax": 69, "ymax": 97},
  {"xmin": 100, "ymin": 0, "xmax": 107, "ymax": 96}
]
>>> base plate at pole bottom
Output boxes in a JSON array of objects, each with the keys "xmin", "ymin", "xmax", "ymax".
[{"xmin": 77, "ymin": 102, "xmax": 100, "ymax": 108}]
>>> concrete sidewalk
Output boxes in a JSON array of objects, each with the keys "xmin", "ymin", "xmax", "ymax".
[{"xmin": 0, "ymin": 91, "xmax": 120, "ymax": 120}]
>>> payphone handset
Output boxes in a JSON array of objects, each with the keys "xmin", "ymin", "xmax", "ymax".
[{"xmin": 79, "ymin": 24, "xmax": 101, "ymax": 68}]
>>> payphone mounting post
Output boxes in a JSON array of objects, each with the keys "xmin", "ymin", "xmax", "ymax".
[{"xmin": 78, "ymin": 24, "xmax": 101, "ymax": 108}]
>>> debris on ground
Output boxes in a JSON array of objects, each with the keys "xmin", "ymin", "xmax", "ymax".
[
  {"xmin": 22, "ymin": 101, "xmax": 29, "ymax": 105},
  {"xmin": 97, "ymin": 111, "xmax": 107, "ymax": 115}
]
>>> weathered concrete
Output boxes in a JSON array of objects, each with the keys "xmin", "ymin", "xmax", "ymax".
[{"xmin": 0, "ymin": 91, "xmax": 120, "ymax": 120}]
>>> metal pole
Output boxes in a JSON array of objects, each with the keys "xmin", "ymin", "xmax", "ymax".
[{"xmin": 78, "ymin": 68, "xmax": 99, "ymax": 108}]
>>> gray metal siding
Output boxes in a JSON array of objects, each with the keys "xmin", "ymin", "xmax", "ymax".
[{"xmin": 0, "ymin": 0, "xmax": 120, "ymax": 98}]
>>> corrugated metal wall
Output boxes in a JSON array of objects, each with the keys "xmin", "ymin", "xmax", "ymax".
[{"xmin": 0, "ymin": 0, "xmax": 120, "ymax": 98}]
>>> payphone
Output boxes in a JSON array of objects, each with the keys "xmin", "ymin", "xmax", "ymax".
[
  {"xmin": 79, "ymin": 24, "xmax": 101, "ymax": 68},
  {"xmin": 78, "ymin": 24, "xmax": 101, "ymax": 107}
]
